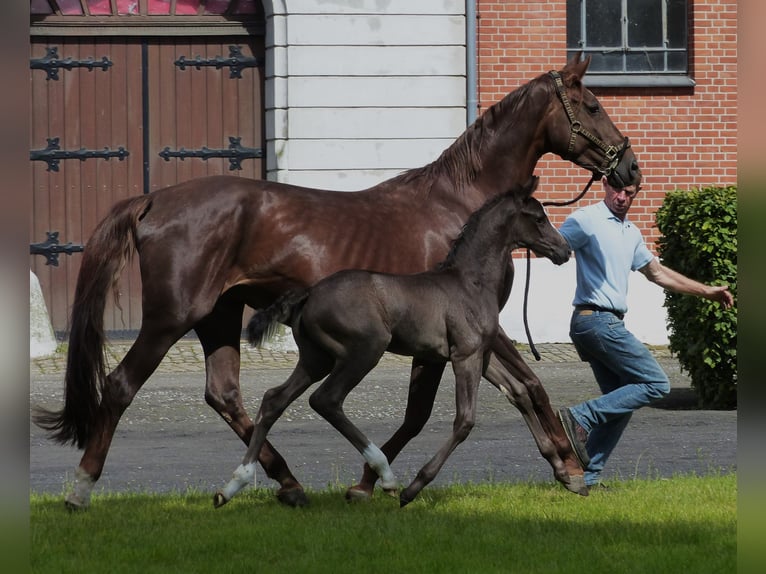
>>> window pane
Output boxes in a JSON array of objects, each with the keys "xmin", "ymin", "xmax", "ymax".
[
  {"xmin": 148, "ymin": 0, "xmax": 171, "ymax": 14},
  {"xmin": 31, "ymin": 0, "xmax": 54, "ymax": 15},
  {"xmin": 567, "ymin": 0, "xmax": 582, "ymax": 48},
  {"xmin": 667, "ymin": 0, "xmax": 688, "ymax": 49},
  {"xmin": 589, "ymin": 52, "xmax": 624, "ymax": 73},
  {"xmin": 87, "ymin": 0, "xmax": 112, "ymax": 15},
  {"xmin": 628, "ymin": 0, "xmax": 662, "ymax": 47},
  {"xmin": 585, "ymin": 0, "xmax": 621, "ymax": 47},
  {"xmin": 626, "ymin": 51, "xmax": 665, "ymax": 72},
  {"xmin": 204, "ymin": 0, "xmax": 231, "ymax": 14},
  {"xmin": 176, "ymin": 0, "xmax": 200, "ymax": 15},
  {"xmin": 57, "ymin": 0, "xmax": 84, "ymax": 15},
  {"xmin": 667, "ymin": 51, "xmax": 687, "ymax": 71},
  {"xmin": 117, "ymin": 0, "xmax": 140, "ymax": 15}
]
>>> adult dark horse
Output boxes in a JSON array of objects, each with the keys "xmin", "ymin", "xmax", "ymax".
[
  {"xmin": 34, "ymin": 54, "xmax": 641, "ymax": 510},
  {"xmin": 216, "ymin": 177, "xmax": 571, "ymax": 508}
]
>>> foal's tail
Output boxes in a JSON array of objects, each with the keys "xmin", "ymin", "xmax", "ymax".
[
  {"xmin": 32, "ymin": 195, "xmax": 153, "ymax": 449},
  {"xmin": 247, "ymin": 290, "xmax": 310, "ymax": 348}
]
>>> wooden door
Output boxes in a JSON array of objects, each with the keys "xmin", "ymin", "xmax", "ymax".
[{"xmin": 30, "ymin": 35, "xmax": 265, "ymax": 333}]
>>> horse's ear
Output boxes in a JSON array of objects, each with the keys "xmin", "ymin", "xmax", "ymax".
[{"xmin": 565, "ymin": 52, "xmax": 591, "ymax": 81}]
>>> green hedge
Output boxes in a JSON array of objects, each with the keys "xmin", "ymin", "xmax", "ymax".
[{"xmin": 654, "ymin": 186, "xmax": 737, "ymax": 409}]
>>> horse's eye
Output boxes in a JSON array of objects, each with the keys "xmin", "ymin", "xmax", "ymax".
[{"xmin": 586, "ymin": 102, "xmax": 600, "ymax": 114}]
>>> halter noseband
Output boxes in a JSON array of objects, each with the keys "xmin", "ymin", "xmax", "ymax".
[{"xmin": 548, "ymin": 70, "xmax": 630, "ymax": 178}]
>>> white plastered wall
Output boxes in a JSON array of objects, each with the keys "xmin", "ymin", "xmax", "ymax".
[
  {"xmin": 501, "ymin": 260, "xmax": 669, "ymax": 345},
  {"xmin": 263, "ymin": 0, "xmax": 466, "ymax": 190}
]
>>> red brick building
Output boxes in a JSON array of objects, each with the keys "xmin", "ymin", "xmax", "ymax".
[{"xmin": 476, "ymin": 0, "xmax": 737, "ymax": 251}]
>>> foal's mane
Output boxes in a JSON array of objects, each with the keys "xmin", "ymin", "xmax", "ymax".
[
  {"xmin": 389, "ymin": 73, "xmax": 550, "ymax": 194},
  {"xmin": 435, "ymin": 188, "xmax": 521, "ymax": 271}
]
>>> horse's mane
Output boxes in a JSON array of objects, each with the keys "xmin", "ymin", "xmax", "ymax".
[{"xmin": 388, "ymin": 73, "xmax": 548, "ymax": 194}]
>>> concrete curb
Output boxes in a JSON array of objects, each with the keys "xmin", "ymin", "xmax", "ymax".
[{"xmin": 31, "ymin": 339, "xmax": 674, "ymax": 376}]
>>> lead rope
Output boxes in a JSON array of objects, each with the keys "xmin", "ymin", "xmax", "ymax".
[{"xmin": 522, "ymin": 173, "xmax": 597, "ymax": 360}]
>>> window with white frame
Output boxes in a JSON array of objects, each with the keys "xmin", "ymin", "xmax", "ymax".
[{"xmin": 566, "ymin": 0, "xmax": 694, "ymax": 87}]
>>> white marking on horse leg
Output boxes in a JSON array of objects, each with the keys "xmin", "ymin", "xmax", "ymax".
[
  {"xmin": 65, "ymin": 466, "xmax": 95, "ymax": 509},
  {"xmin": 362, "ymin": 443, "xmax": 397, "ymax": 490},
  {"xmin": 220, "ymin": 462, "xmax": 257, "ymax": 502}
]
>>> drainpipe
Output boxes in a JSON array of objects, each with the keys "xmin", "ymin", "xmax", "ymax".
[{"xmin": 465, "ymin": 0, "xmax": 478, "ymax": 126}]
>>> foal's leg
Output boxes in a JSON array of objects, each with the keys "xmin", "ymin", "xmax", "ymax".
[
  {"xmin": 214, "ymin": 355, "xmax": 328, "ymax": 508},
  {"xmin": 399, "ymin": 354, "xmax": 483, "ymax": 507},
  {"xmin": 348, "ymin": 359, "xmax": 445, "ymax": 501},
  {"xmin": 195, "ymin": 301, "xmax": 308, "ymax": 507},
  {"xmin": 66, "ymin": 325, "xmax": 185, "ymax": 510},
  {"xmin": 308, "ymin": 346, "xmax": 399, "ymax": 495},
  {"xmin": 488, "ymin": 331, "xmax": 587, "ymax": 495}
]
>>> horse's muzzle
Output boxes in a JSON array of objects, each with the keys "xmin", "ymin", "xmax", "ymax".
[
  {"xmin": 607, "ymin": 154, "xmax": 642, "ymax": 190},
  {"xmin": 550, "ymin": 249, "xmax": 571, "ymax": 266},
  {"xmin": 535, "ymin": 244, "xmax": 570, "ymax": 266}
]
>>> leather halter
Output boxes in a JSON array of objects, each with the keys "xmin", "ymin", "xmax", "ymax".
[{"xmin": 548, "ymin": 70, "xmax": 631, "ymax": 179}]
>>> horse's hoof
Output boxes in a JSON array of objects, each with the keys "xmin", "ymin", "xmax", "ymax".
[
  {"xmin": 562, "ymin": 473, "xmax": 589, "ymax": 497},
  {"xmin": 277, "ymin": 486, "xmax": 309, "ymax": 508},
  {"xmin": 64, "ymin": 497, "xmax": 88, "ymax": 512},
  {"xmin": 64, "ymin": 492, "xmax": 89, "ymax": 512},
  {"xmin": 382, "ymin": 487, "xmax": 399, "ymax": 499},
  {"xmin": 345, "ymin": 486, "xmax": 372, "ymax": 503},
  {"xmin": 213, "ymin": 492, "xmax": 229, "ymax": 508}
]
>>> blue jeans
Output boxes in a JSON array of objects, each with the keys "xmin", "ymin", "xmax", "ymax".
[{"xmin": 568, "ymin": 310, "xmax": 670, "ymax": 486}]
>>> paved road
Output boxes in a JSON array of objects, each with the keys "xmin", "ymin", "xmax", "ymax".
[{"xmin": 30, "ymin": 341, "xmax": 736, "ymax": 498}]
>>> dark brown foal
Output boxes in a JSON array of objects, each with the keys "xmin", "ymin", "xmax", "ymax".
[{"xmin": 216, "ymin": 177, "xmax": 570, "ymax": 507}]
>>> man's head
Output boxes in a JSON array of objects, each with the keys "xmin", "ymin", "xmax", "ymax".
[{"xmin": 602, "ymin": 176, "xmax": 639, "ymax": 220}]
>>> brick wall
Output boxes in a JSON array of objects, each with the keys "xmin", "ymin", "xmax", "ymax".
[{"xmin": 476, "ymin": 0, "xmax": 737, "ymax": 253}]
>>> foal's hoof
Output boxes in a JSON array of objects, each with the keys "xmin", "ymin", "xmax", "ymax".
[
  {"xmin": 345, "ymin": 485, "xmax": 372, "ymax": 503},
  {"xmin": 399, "ymin": 490, "xmax": 415, "ymax": 508},
  {"xmin": 277, "ymin": 486, "xmax": 309, "ymax": 508},
  {"xmin": 213, "ymin": 491, "xmax": 229, "ymax": 509}
]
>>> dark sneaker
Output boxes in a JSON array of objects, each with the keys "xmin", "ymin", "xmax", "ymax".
[{"xmin": 558, "ymin": 407, "xmax": 591, "ymax": 468}]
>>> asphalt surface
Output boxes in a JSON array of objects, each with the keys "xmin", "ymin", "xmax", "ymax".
[{"xmin": 30, "ymin": 340, "xmax": 737, "ymax": 498}]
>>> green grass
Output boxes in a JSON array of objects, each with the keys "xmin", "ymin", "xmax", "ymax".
[{"xmin": 30, "ymin": 474, "xmax": 736, "ymax": 574}]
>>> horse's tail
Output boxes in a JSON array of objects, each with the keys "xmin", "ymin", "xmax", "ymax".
[
  {"xmin": 32, "ymin": 194, "xmax": 153, "ymax": 449},
  {"xmin": 247, "ymin": 290, "xmax": 310, "ymax": 348}
]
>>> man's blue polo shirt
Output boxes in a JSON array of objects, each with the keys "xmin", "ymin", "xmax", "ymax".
[{"xmin": 559, "ymin": 200, "xmax": 654, "ymax": 315}]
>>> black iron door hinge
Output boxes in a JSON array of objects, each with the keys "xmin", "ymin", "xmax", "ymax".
[
  {"xmin": 30, "ymin": 138, "xmax": 130, "ymax": 172},
  {"xmin": 30, "ymin": 231, "xmax": 84, "ymax": 266},
  {"xmin": 174, "ymin": 45, "xmax": 263, "ymax": 79},
  {"xmin": 158, "ymin": 136, "xmax": 262, "ymax": 171},
  {"xmin": 30, "ymin": 46, "xmax": 113, "ymax": 81}
]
